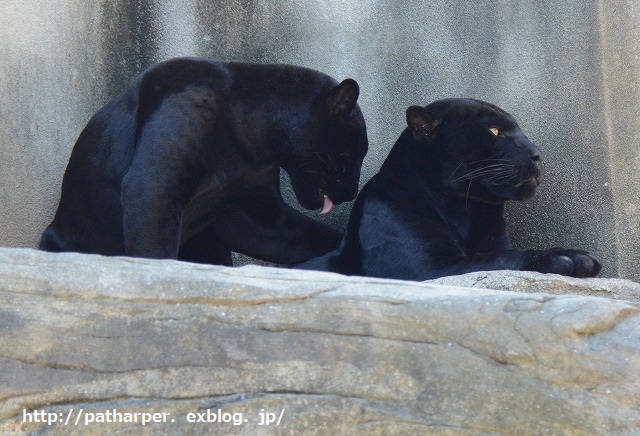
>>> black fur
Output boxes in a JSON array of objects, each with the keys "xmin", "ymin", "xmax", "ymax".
[
  {"xmin": 40, "ymin": 57, "xmax": 368, "ymax": 265},
  {"xmin": 297, "ymin": 98, "xmax": 601, "ymax": 280}
]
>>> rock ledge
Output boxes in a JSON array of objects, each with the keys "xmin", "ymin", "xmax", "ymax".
[{"xmin": 0, "ymin": 248, "xmax": 638, "ymax": 435}]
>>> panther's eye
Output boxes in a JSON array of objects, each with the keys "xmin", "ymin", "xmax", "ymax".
[{"xmin": 489, "ymin": 127, "xmax": 500, "ymax": 137}]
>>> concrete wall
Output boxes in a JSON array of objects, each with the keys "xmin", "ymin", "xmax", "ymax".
[{"xmin": 1, "ymin": 0, "xmax": 638, "ymax": 280}]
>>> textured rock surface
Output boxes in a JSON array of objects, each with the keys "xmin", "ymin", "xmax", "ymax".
[
  {"xmin": 0, "ymin": 247, "xmax": 639, "ymax": 435},
  {"xmin": 428, "ymin": 270, "xmax": 640, "ymax": 303}
]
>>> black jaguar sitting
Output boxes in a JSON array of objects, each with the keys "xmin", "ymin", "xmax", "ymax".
[
  {"xmin": 297, "ymin": 98, "xmax": 601, "ymax": 280},
  {"xmin": 40, "ymin": 57, "xmax": 368, "ymax": 265}
]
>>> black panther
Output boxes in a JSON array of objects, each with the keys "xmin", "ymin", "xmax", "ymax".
[
  {"xmin": 40, "ymin": 57, "xmax": 368, "ymax": 265},
  {"xmin": 297, "ymin": 98, "xmax": 601, "ymax": 280}
]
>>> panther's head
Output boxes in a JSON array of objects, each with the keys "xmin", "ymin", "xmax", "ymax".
[
  {"xmin": 406, "ymin": 98, "xmax": 542, "ymax": 203},
  {"xmin": 282, "ymin": 79, "xmax": 368, "ymax": 214}
]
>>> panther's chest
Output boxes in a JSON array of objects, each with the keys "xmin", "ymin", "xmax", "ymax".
[
  {"xmin": 462, "ymin": 204, "xmax": 510, "ymax": 254},
  {"xmin": 181, "ymin": 164, "xmax": 279, "ymax": 240},
  {"xmin": 438, "ymin": 211, "xmax": 474, "ymax": 252},
  {"xmin": 435, "ymin": 198, "xmax": 510, "ymax": 254}
]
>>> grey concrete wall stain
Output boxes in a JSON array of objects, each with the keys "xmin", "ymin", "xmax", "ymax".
[
  {"xmin": 598, "ymin": 0, "xmax": 640, "ymax": 280},
  {"xmin": 0, "ymin": 1, "xmax": 101, "ymax": 247},
  {"xmin": 98, "ymin": 0, "xmax": 161, "ymax": 98},
  {"xmin": 0, "ymin": 1, "xmax": 637, "ymax": 280}
]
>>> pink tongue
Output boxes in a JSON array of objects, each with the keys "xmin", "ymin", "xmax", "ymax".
[{"xmin": 319, "ymin": 195, "xmax": 334, "ymax": 215}]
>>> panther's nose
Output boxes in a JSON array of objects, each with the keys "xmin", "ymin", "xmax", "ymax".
[
  {"xmin": 524, "ymin": 141, "xmax": 543, "ymax": 175},
  {"xmin": 525, "ymin": 140, "xmax": 542, "ymax": 163},
  {"xmin": 530, "ymin": 149, "xmax": 542, "ymax": 162}
]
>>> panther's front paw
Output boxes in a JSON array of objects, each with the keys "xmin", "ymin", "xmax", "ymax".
[{"xmin": 525, "ymin": 248, "xmax": 602, "ymax": 278}]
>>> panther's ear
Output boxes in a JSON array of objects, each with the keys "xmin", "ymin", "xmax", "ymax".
[
  {"xmin": 406, "ymin": 105, "xmax": 438, "ymax": 141},
  {"xmin": 327, "ymin": 79, "xmax": 360, "ymax": 118}
]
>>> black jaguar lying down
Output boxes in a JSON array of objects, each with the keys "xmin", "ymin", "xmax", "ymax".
[{"xmin": 297, "ymin": 98, "xmax": 602, "ymax": 280}]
